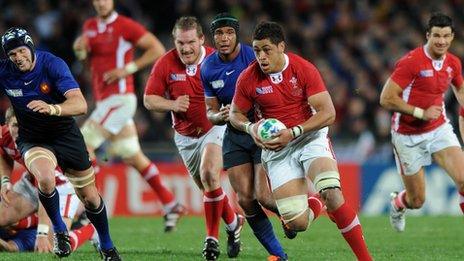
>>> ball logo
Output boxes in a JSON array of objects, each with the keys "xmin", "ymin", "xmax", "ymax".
[
  {"xmin": 40, "ymin": 83, "xmax": 51, "ymax": 94},
  {"xmin": 257, "ymin": 118, "xmax": 286, "ymax": 141}
]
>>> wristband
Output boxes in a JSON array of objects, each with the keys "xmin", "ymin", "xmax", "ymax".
[
  {"xmin": 244, "ymin": 122, "xmax": 253, "ymax": 135},
  {"xmin": 74, "ymin": 49, "xmax": 87, "ymax": 60},
  {"xmin": 1, "ymin": 176, "xmax": 10, "ymax": 187},
  {"xmin": 124, "ymin": 62, "xmax": 138, "ymax": 74},
  {"xmin": 37, "ymin": 224, "xmax": 49, "ymax": 236},
  {"xmin": 290, "ymin": 125, "xmax": 304, "ymax": 138},
  {"xmin": 49, "ymin": 105, "xmax": 62, "ymax": 116},
  {"xmin": 412, "ymin": 107, "xmax": 424, "ymax": 119},
  {"xmin": 54, "ymin": 105, "xmax": 62, "ymax": 116}
]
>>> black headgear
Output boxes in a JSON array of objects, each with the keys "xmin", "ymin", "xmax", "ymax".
[
  {"xmin": 210, "ymin": 13, "xmax": 239, "ymax": 35},
  {"xmin": 1, "ymin": 27, "xmax": 35, "ymax": 61}
]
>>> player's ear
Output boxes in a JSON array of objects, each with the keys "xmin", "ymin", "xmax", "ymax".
[
  {"xmin": 199, "ymin": 34, "xmax": 205, "ymax": 45},
  {"xmin": 278, "ymin": 41, "xmax": 285, "ymax": 53}
]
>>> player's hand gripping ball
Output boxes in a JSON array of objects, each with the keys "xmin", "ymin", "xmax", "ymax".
[{"xmin": 257, "ymin": 118, "xmax": 286, "ymax": 141}]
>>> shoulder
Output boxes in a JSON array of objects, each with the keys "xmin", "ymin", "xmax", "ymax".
[
  {"xmin": 238, "ymin": 61, "xmax": 260, "ymax": 83},
  {"xmin": 205, "ymin": 46, "xmax": 215, "ymax": 56},
  {"xmin": 288, "ymin": 52, "xmax": 317, "ymax": 72},
  {"xmin": 396, "ymin": 48, "xmax": 422, "ymax": 66},
  {"xmin": 447, "ymin": 52, "xmax": 462, "ymax": 66}
]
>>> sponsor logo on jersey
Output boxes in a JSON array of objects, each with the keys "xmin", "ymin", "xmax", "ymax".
[
  {"xmin": 256, "ymin": 86, "xmax": 273, "ymax": 95},
  {"xmin": 225, "ymin": 70, "xmax": 235, "ymax": 76},
  {"xmin": 170, "ymin": 74, "xmax": 186, "ymax": 81},
  {"xmin": 211, "ymin": 80, "xmax": 224, "ymax": 89},
  {"xmin": 5, "ymin": 89, "xmax": 23, "ymax": 97},
  {"xmin": 40, "ymin": 83, "xmax": 51, "ymax": 94},
  {"xmin": 85, "ymin": 30, "xmax": 97, "ymax": 38},
  {"xmin": 419, "ymin": 69, "xmax": 433, "ymax": 77}
]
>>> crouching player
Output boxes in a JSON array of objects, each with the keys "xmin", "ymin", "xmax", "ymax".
[{"xmin": 0, "ymin": 108, "xmax": 97, "ymax": 253}]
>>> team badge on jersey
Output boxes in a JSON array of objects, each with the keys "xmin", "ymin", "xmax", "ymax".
[
  {"xmin": 186, "ymin": 65, "xmax": 197, "ymax": 76},
  {"xmin": 269, "ymin": 72, "xmax": 283, "ymax": 84},
  {"xmin": 40, "ymin": 83, "xmax": 51, "ymax": 94},
  {"xmin": 289, "ymin": 76, "xmax": 302, "ymax": 96}
]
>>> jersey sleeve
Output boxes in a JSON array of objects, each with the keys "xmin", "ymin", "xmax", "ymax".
[
  {"xmin": 452, "ymin": 58, "xmax": 464, "ymax": 89},
  {"xmin": 144, "ymin": 58, "xmax": 167, "ymax": 96},
  {"xmin": 304, "ymin": 62, "xmax": 327, "ymax": 96},
  {"xmin": 11, "ymin": 228, "xmax": 37, "ymax": 252},
  {"xmin": 122, "ymin": 17, "xmax": 147, "ymax": 44},
  {"xmin": 48, "ymin": 56, "xmax": 80, "ymax": 95},
  {"xmin": 232, "ymin": 71, "xmax": 253, "ymax": 113},
  {"xmin": 390, "ymin": 55, "xmax": 416, "ymax": 89},
  {"xmin": 200, "ymin": 62, "xmax": 215, "ymax": 98}
]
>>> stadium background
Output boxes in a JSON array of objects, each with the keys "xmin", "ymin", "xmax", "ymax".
[{"xmin": 1, "ymin": 0, "xmax": 463, "ymax": 216}]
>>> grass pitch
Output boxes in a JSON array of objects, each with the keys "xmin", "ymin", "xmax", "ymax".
[{"xmin": 1, "ymin": 216, "xmax": 462, "ymax": 260}]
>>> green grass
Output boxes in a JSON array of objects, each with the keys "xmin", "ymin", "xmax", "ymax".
[{"xmin": 1, "ymin": 216, "xmax": 463, "ymax": 260}]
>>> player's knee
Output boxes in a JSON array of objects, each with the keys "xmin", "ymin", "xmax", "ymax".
[
  {"xmin": 67, "ymin": 168, "xmax": 95, "ymax": 190},
  {"xmin": 108, "ymin": 136, "xmax": 140, "ymax": 159},
  {"xmin": 320, "ymin": 187, "xmax": 344, "ymax": 211},
  {"xmin": 276, "ymin": 195, "xmax": 309, "ymax": 232},
  {"xmin": 81, "ymin": 122, "xmax": 106, "ymax": 149},
  {"xmin": 200, "ymin": 171, "xmax": 221, "ymax": 188}
]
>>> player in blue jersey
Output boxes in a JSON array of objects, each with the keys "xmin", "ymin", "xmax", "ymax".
[
  {"xmin": 0, "ymin": 227, "xmax": 36, "ymax": 252},
  {"xmin": 0, "ymin": 27, "xmax": 120, "ymax": 260},
  {"xmin": 201, "ymin": 13, "xmax": 287, "ymax": 260}
]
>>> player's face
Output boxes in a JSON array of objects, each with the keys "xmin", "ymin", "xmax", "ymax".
[
  {"xmin": 8, "ymin": 46, "xmax": 34, "ymax": 72},
  {"xmin": 252, "ymin": 38, "xmax": 285, "ymax": 74},
  {"xmin": 7, "ymin": 117, "xmax": 18, "ymax": 140},
  {"xmin": 93, "ymin": 0, "xmax": 114, "ymax": 18},
  {"xmin": 173, "ymin": 28, "xmax": 205, "ymax": 65},
  {"xmin": 426, "ymin": 26, "xmax": 454, "ymax": 59},
  {"xmin": 213, "ymin": 27, "xmax": 237, "ymax": 55}
]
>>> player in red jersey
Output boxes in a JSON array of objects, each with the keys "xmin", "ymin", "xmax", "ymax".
[
  {"xmin": 380, "ymin": 13, "xmax": 464, "ymax": 232},
  {"xmin": 230, "ymin": 21, "xmax": 372, "ymax": 260},
  {"xmin": 73, "ymin": 0, "xmax": 185, "ymax": 232},
  {"xmin": 0, "ymin": 108, "xmax": 97, "ymax": 254},
  {"xmin": 144, "ymin": 16, "xmax": 243, "ymax": 260}
]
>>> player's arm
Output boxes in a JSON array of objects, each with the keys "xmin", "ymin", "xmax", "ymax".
[
  {"xmin": 229, "ymin": 102, "xmax": 265, "ymax": 148},
  {"xmin": 206, "ymin": 97, "xmax": 229, "ymax": 125},
  {"xmin": 0, "ymin": 238, "xmax": 19, "ymax": 252},
  {"xmin": 380, "ymin": 78, "xmax": 442, "ymax": 120},
  {"xmin": 27, "ymin": 89, "xmax": 88, "ymax": 117},
  {"xmin": 144, "ymin": 94, "xmax": 189, "ymax": 113},
  {"xmin": 73, "ymin": 34, "xmax": 89, "ymax": 61},
  {"xmin": 130, "ymin": 32, "xmax": 165, "ymax": 73},
  {"xmin": 35, "ymin": 202, "xmax": 52, "ymax": 253},
  {"xmin": 0, "ymin": 154, "xmax": 14, "ymax": 206}
]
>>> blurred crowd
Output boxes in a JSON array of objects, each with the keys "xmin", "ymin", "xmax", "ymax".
[{"xmin": 0, "ymin": 0, "xmax": 463, "ymax": 163}]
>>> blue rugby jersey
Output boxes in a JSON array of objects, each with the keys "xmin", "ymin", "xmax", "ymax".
[
  {"xmin": 0, "ymin": 50, "xmax": 80, "ymax": 139},
  {"xmin": 0, "ymin": 228, "xmax": 36, "ymax": 251},
  {"xmin": 201, "ymin": 44, "xmax": 255, "ymax": 105}
]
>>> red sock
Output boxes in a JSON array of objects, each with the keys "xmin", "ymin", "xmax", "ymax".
[
  {"xmin": 204, "ymin": 188, "xmax": 225, "ymax": 239},
  {"xmin": 69, "ymin": 224, "xmax": 96, "ymax": 251},
  {"xmin": 459, "ymin": 191, "xmax": 464, "ymax": 214},
  {"xmin": 222, "ymin": 194, "xmax": 236, "ymax": 226},
  {"xmin": 329, "ymin": 202, "xmax": 372, "ymax": 261},
  {"xmin": 141, "ymin": 163, "xmax": 175, "ymax": 205},
  {"xmin": 13, "ymin": 214, "xmax": 38, "ymax": 230},
  {"xmin": 308, "ymin": 194, "xmax": 324, "ymax": 221},
  {"xmin": 393, "ymin": 190, "xmax": 408, "ymax": 210}
]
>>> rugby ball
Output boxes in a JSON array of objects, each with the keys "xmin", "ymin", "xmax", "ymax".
[{"xmin": 257, "ymin": 118, "xmax": 286, "ymax": 141}]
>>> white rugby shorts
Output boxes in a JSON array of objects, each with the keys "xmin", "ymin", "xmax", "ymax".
[
  {"xmin": 174, "ymin": 125, "xmax": 226, "ymax": 178},
  {"xmin": 392, "ymin": 122, "xmax": 461, "ymax": 176},
  {"xmin": 89, "ymin": 93, "xmax": 137, "ymax": 134},
  {"xmin": 261, "ymin": 127, "xmax": 335, "ymax": 191}
]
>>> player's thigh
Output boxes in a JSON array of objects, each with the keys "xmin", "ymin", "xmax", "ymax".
[
  {"xmin": 227, "ymin": 162, "xmax": 254, "ymax": 200},
  {"xmin": 433, "ymin": 146, "xmax": 464, "ymax": 186},
  {"xmin": 53, "ymin": 125, "xmax": 93, "ymax": 173},
  {"xmin": 0, "ymin": 191, "xmax": 36, "ymax": 226},
  {"xmin": 200, "ymin": 143, "xmax": 223, "ymax": 177},
  {"xmin": 110, "ymin": 120, "xmax": 137, "ymax": 140}
]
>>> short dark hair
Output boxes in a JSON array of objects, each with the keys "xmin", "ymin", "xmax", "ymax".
[
  {"xmin": 427, "ymin": 13, "xmax": 454, "ymax": 33},
  {"xmin": 172, "ymin": 16, "xmax": 203, "ymax": 37},
  {"xmin": 253, "ymin": 21, "xmax": 285, "ymax": 45}
]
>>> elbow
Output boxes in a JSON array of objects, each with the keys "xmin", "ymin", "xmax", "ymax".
[
  {"xmin": 79, "ymin": 99, "xmax": 88, "ymax": 115},
  {"xmin": 143, "ymin": 95, "xmax": 152, "ymax": 111},
  {"xmin": 326, "ymin": 111, "xmax": 336, "ymax": 125},
  {"xmin": 379, "ymin": 93, "xmax": 394, "ymax": 109}
]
